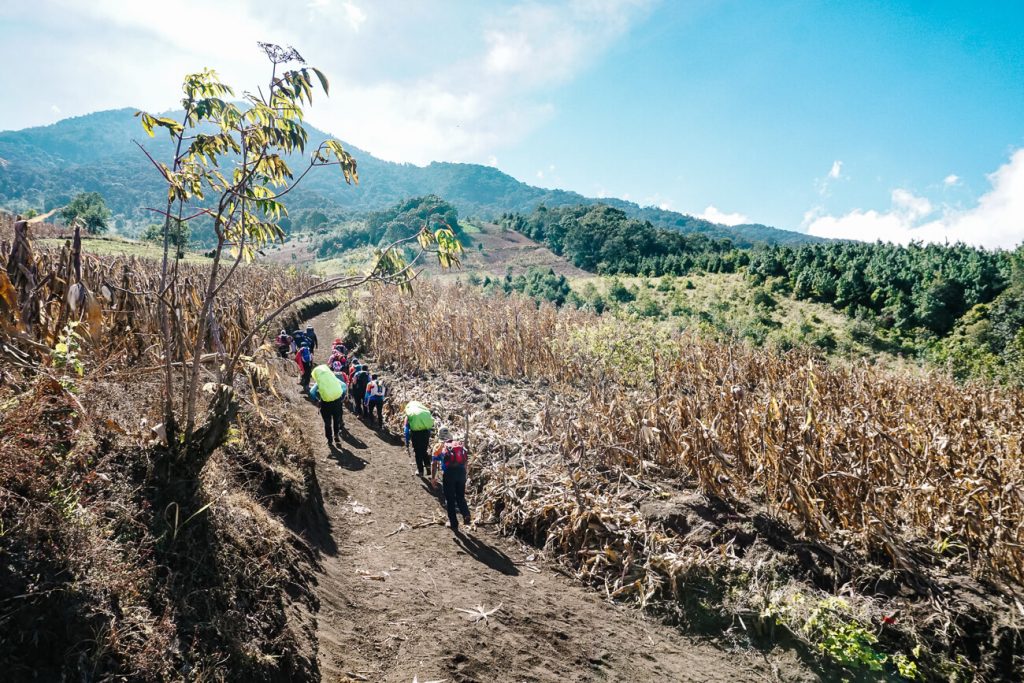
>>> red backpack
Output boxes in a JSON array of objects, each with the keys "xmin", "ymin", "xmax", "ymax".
[{"xmin": 442, "ymin": 441, "xmax": 467, "ymax": 468}]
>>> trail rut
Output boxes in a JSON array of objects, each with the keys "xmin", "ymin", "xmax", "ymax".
[{"xmin": 284, "ymin": 310, "xmax": 814, "ymax": 683}]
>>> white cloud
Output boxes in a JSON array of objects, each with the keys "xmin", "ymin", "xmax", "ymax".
[
  {"xmin": 536, "ymin": 169, "xmax": 545, "ymax": 179},
  {"xmin": 944, "ymin": 174, "xmax": 960, "ymax": 187},
  {"xmin": 805, "ymin": 149, "xmax": 1024, "ymax": 249},
  {"xmin": 50, "ymin": 104, "xmax": 60, "ymax": 113},
  {"xmin": 698, "ymin": 204, "xmax": 749, "ymax": 226},
  {"xmin": 340, "ymin": 1, "xmax": 366, "ymax": 30},
  {"xmin": 890, "ymin": 188, "xmax": 933, "ymax": 220},
  {"xmin": 309, "ymin": 1, "xmax": 653, "ymax": 163},
  {"xmin": 485, "ymin": 31, "xmax": 534, "ymax": 74},
  {"xmin": 0, "ymin": 0, "xmax": 652, "ymax": 165},
  {"xmin": 485, "ymin": 155, "xmax": 498, "ymax": 167},
  {"xmin": 816, "ymin": 159, "xmax": 846, "ymax": 196}
]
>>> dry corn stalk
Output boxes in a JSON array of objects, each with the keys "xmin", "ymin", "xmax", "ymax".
[{"xmin": 358, "ymin": 279, "xmax": 1024, "ymax": 587}]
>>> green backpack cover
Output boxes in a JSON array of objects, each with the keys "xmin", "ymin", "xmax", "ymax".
[{"xmin": 404, "ymin": 401, "xmax": 434, "ymax": 431}]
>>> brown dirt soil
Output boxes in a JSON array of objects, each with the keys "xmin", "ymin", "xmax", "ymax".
[
  {"xmin": 454, "ymin": 223, "xmax": 590, "ymax": 279},
  {"xmin": 286, "ymin": 310, "xmax": 817, "ymax": 683}
]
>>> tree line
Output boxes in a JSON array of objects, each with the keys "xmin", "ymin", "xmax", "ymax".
[{"xmin": 499, "ymin": 205, "xmax": 747, "ymax": 276}]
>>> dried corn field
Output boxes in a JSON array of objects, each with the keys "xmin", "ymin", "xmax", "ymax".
[
  {"xmin": 0, "ymin": 216, "xmax": 322, "ymax": 376},
  {"xmin": 356, "ymin": 280, "xmax": 1024, "ymax": 677}
]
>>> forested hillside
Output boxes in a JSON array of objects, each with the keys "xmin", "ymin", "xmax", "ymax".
[
  {"xmin": 0, "ymin": 108, "xmax": 817, "ymax": 247},
  {"xmin": 492, "ymin": 203, "xmax": 1023, "ymax": 384}
]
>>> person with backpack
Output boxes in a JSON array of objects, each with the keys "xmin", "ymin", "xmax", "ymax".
[
  {"xmin": 328, "ymin": 352, "xmax": 346, "ymax": 376},
  {"xmin": 351, "ymin": 363, "xmax": 371, "ymax": 417},
  {"xmin": 295, "ymin": 344, "xmax": 314, "ymax": 391},
  {"xmin": 341, "ymin": 361, "xmax": 357, "ymax": 410},
  {"xmin": 291, "ymin": 328, "xmax": 308, "ymax": 352},
  {"xmin": 403, "ymin": 401, "xmax": 434, "ymax": 477},
  {"xmin": 304, "ymin": 325, "xmax": 319, "ymax": 352},
  {"xmin": 364, "ymin": 374, "xmax": 387, "ymax": 428},
  {"xmin": 431, "ymin": 426, "xmax": 471, "ymax": 533},
  {"xmin": 309, "ymin": 364, "xmax": 346, "ymax": 446},
  {"xmin": 274, "ymin": 329, "xmax": 292, "ymax": 358}
]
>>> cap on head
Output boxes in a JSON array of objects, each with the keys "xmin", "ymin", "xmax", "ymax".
[
  {"xmin": 306, "ymin": 325, "xmax": 313, "ymax": 331},
  {"xmin": 437, "ymin": 427, "xmax": 451, "ymax": 441}
]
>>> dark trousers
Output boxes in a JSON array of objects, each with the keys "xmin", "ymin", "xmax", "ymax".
[
  {"xmin": 301, "ymin": 365, "xmax": 312, "ymax": 389},
  {"xmin": 410, "ymin": 429, "xmax": 431, "ymax": 476},
  {"xmin": 366, "ymin": 397, "xmax": 383, "ymax": 426},
  {"xmin": 352, "ymin": 387, "xmax": 365, "ymax": 415},
  {"xmin": 319, "ymin": 398, "xmax": 343, "ymax": 442},
  {"xmin": 442, "ymin": 466, "xmax": 470, "ymax": 530}
]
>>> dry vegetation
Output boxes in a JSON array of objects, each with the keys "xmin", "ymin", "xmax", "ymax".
[
  {"xmin": 355, "ymin": 279, "xmax": 1024, "ymax": 680},
  {"xmin": 0, "ymin": 214, "xmax": 322, "ymax": 376},
  {"xmin": 1, "ymin": 214, "xmax": 332, "ymax": 678}
]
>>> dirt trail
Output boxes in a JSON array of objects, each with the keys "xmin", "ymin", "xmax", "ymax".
[{"xmin": 284, "ymin": 310, "xmax": 813, "ymax": 683}]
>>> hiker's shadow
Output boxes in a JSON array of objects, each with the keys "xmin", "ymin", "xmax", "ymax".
[
  {"xmin": 454, "ymin": 532, "xmax": 520, "ymax": 576},
  {"xmin": 420, "ymin": 479, "xmax": 445, "ymax": 505},
  {"xmin": 328, "ymin": 444, "xmax": 366, "ymax": 471},
  {"xmin": 377, "ymin": 430, "xmax": 404, "ymax": 447},
  {"xmin": 340, "ymin": 430, "xmax": 368, "ymax": 450}
]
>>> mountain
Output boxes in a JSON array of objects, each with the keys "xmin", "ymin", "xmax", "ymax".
[{"xmin": 0, "ymin": 108, "xmax": 819, "ymax": 246}]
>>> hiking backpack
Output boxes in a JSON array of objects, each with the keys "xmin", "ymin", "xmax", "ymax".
[
  {"xmin": 300, "ymin": 347, "xmax": 312, "ymax": 365},
  {"xmin": 442, "ymin": 441, "xmax": 467, "ymax": 468},
  {"xmin": 368, "ymin": 380, "xmax": 386, "ymax": 399}
]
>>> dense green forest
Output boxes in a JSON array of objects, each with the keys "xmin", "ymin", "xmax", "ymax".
[
  {"xmin": 0, "ymin": 108, "xmax": 816, "ymax": 247},
  {"xmin": 315, "ymin": 195, "xmax": 462, "ymax": 256},
  {"xmin": 499, "ymin": 205, "xmax": 749, "ymax": 275},
  {"xmin": 746, "ymin": 242, "xmax": 1010, "ymax": 336}
]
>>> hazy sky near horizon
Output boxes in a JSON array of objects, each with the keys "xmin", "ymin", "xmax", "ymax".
[{"xmin": 1, "ymin": 0, "xmax": 1022, "ymax": 247}]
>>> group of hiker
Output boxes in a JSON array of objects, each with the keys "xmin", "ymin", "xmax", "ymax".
[
  {"xmin": 275, "ymin": 325, "xmax": 389, "ymax": 445},
  {"xmin": 273, "ymin": 326, "xmax": 472, "ymax": 534}
]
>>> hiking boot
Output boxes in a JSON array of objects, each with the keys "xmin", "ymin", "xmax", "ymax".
[{"xmin": 463, "ymin": 515, "xmax": 471, "ymax": 527}]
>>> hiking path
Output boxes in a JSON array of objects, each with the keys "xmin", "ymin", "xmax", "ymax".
[{"xmin": 283, "ymin": 310, "xmax": 813, "ymax": 683}]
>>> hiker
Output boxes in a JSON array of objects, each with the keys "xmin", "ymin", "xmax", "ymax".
[
  {"xmin": 295, "ymin": 344, "xmax": 313, "ymax": 390},
  {"xmin": 431, "ymin": 427, "xmax": 471, "ymax": 533},
  {"xmin": 342, "ymin": 361, "xmax": 358, "ymax": 410},
  {"xmin": 328, "ymin": 352, "xmax": 346, "ymax": 376},
  {"xmin": 291, "ymin": 328, "xmax": 308, "ymax": 352},
  {"xmin": 332, "ymin": 337, "xmax": 348, "ymax": 355},
  {"xmin": 274, "ymin": 329, "xmax": 292, "ymax": 358},
  {"xmin": 351, "ymin": 363, "xmax": 371, "ymax": 417},
  {"xmin": 364, "ymin": 373, "xmax": 386, "ymax": 428},
  {"xmin": 304, "ymin": 325, "xmax": 319, "ymax": 352},
  {"xmin": 403, "ymin": 401, "xmax": 434, "ymax": 477},
  {"xmin": 310, "ymin": 364, "xmax": 346, "ymax": 446}
]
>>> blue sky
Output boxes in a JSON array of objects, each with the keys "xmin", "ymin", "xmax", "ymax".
[{"xmin": 1, "ymin": 0, "xmax": 1022, "ymax": 246}]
